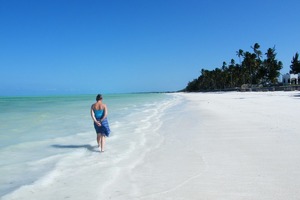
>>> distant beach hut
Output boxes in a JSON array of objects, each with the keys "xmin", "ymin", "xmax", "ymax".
[{"xmin": 282, "ymin": 73, "xmax": 300, "ymax": 85}]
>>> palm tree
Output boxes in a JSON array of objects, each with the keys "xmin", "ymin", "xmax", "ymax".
[
  {"xmin": 229, "ymin": 59, "xmax": 235, "ymax": 87},
  {"xmin": 251, "ymin": 43, "xmax": 262, "ymax": 59},
  {"xmin": 236, "ymin": 49, "xmax": 244, "ymax": 64}
]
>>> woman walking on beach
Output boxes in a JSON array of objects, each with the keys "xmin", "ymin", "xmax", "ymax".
[{"xmin": 91, "ymin": 94, "xmax": 111, "ymax": 152}]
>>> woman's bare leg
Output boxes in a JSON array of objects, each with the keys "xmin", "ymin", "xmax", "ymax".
[
  {"xmin": 100, "ymin": 135, "xmax": 106, "ymax": 152},
  {"xmin": 97, "ymin": 134, "xmax": 101, "ymax": 149}
]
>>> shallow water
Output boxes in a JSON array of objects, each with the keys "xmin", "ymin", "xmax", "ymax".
[{"xmin": 0, "ymin": 93, "xmax": 178, "ymax": 197}]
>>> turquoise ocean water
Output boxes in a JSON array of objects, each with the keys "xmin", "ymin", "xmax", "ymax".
[{"xmin": 0, "ymin": 93, "xmax": 177, "ymax": 197}]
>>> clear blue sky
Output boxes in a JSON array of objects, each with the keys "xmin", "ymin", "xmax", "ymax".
[{"xmin": 1, "ymin": 0, "xmax": 299, "ymax": 95}]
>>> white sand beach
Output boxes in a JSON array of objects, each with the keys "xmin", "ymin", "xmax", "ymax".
[
  {"xmin": 127, "ymin": 91, "xmax": 300, "ymax": 200},
  {"xmin": 3, "ymin": 91, "xmax": 300, "ymax": 200}
]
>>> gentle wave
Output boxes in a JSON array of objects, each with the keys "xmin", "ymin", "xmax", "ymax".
[{"xmin": 0, "ymin": 93, "xmax": 181, "ymax": 198}]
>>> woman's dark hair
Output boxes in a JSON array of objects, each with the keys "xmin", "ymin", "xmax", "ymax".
[{"xmin": 96, "ymin": 94, "xmax": 103, "ymax": 101}]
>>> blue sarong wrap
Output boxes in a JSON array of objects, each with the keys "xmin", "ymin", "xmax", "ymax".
[{"xmin": 94, "ymin": 118, "xmax": 111, "ymax": 137}]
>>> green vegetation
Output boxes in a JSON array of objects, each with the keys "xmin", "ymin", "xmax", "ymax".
[
  {"xmin": 290, "ymin": 52, "xmax": 300, "ymax": 74},
  {"xmin": 185, "ymin": 43, "xmax": 290, "ymax": 92}
]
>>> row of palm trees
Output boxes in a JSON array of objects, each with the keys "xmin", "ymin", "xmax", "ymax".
[{"xmin": 185, "ymin": 43, "xmax": 285, "ymax": 92}]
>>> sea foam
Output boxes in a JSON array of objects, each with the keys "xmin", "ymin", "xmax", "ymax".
[{"xmin": 0, "ymin": 93, "xmax": 179, "ymax": 199}]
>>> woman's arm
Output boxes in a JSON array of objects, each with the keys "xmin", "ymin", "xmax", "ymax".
[
  {"xmin": 91, "ymin": 105, "xmax": 101, "ymax": 126},
  {"xmin": 101, "ymin": 104, "xmax": 108, "ymax": 122}
]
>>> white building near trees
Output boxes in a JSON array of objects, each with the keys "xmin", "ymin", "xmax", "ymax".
[{"xmin": 282, "ymin": 73, "xmax": 300, "ymax": 84}]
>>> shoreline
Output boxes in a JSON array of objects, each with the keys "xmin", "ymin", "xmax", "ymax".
[
  {"xmin": 3, "ymin": 91, "xmax": 300, "ymax": 200},
  {"xmin": 127, "ymin": 91, "xmax": 300, "ymax": 199},
  {"xmin": 98, "ymin": 91, "xmax": 300, "ymax": 199}
]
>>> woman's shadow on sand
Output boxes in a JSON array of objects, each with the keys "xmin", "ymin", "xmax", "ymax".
[{"xmin": 51, "ymin": 144, "xmax": 99, "ymax": 152}]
